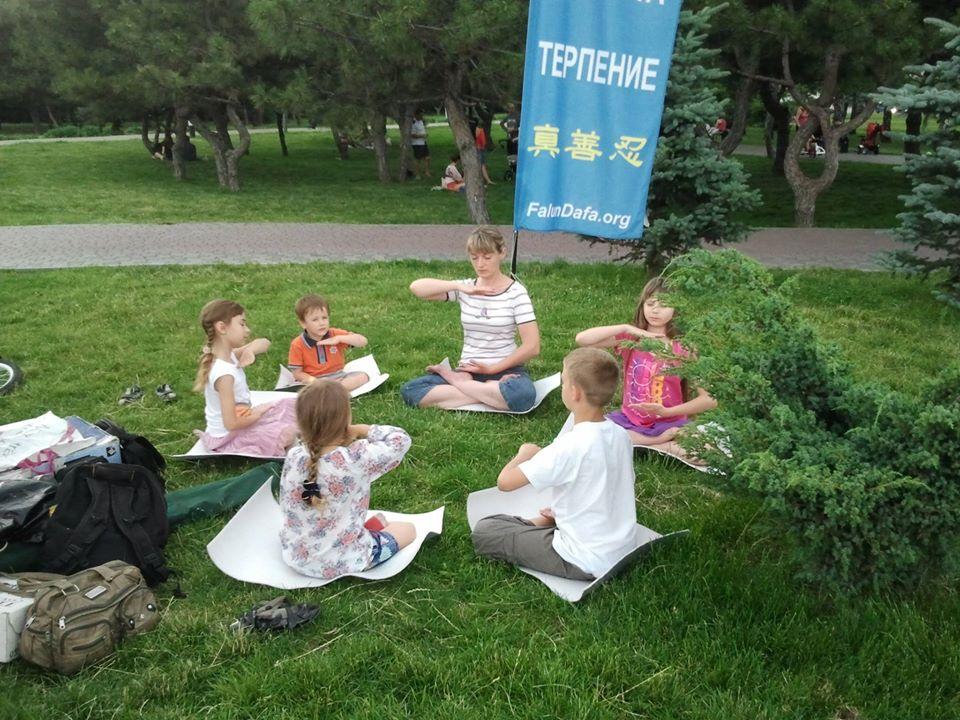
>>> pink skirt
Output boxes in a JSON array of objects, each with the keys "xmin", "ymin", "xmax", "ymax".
[{"xmin": 198, "ymin": 398, "xmax": 298, "ymax": 456}]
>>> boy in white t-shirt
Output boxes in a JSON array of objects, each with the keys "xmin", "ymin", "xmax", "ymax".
[{"xmin": 472, "ymin": 347, "xmax": 640, "ymax": 580}]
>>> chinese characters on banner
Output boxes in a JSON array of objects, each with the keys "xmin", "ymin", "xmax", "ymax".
[{"xmin": 514, "ymin": 0, "xmax": 682, "ymax": 239}]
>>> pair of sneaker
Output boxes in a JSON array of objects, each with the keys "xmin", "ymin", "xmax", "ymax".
[{"xmin": 119, "ymin": 384, "xmax": 177, "ymax": 405}]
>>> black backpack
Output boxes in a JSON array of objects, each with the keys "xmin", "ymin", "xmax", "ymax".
[
  {"xmin": 39, "ymin": 460, "xmax": 170, "ymax": 586},
  {"xmin": 94, "ymin": 419, "xmax": 166, "ymax": 477}
]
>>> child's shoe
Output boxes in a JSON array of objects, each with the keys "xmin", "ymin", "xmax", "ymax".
[
  {"xmin": 364, "ymin": 513, "xmax": 387, "ymax": 532},
  {"xmin": 118, "ymin": 384, "xmax": 144, "ymax": 405},
  {"xmin": 156, "ymin": 384, "xmax": 178, "ymax": 403}
]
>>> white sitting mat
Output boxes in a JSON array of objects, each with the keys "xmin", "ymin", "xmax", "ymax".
[
  {"xmin": 207, "ymin": 480, "xmax": 444, "ymax": 589},
  {"xmin": 173, "ymin": 390, "xmax": 298, "ymax": 460},
  {"xmin": 466, "ymin": 484, "xmax": 687, "ymax": 603},
  {"xmin": 558, "ymin": 414, "xmax": 725, "ymax": 474},
  {"xmin": 274, "ymin": 354, "xmax": 390, "ymax": 397},
  {"xmin": 430, "ymin": 359, "xmax": 560, "ymax": 414}
]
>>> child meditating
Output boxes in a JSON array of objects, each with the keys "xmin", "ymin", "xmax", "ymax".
[
  {"xmin": 472, "ymin": 348, "xmax": 639, "ymax": 580},
  {"xmin": 575, "ymin": 276, "xmax": 717, "ymax": 464},
  {"xmin": 288, "ymin": 293, "xmax": 369, "ymax": 392},
  {"xmin": 194, "ymin": 299, "xmax": 298, "ymax": 456},
  {"xmin": 401, "ymin": 226, "xmax": 540, "ymax": 412},
  {"xmin": 279, "ymin": 380, "xmax": 416, "ymax": 580}
]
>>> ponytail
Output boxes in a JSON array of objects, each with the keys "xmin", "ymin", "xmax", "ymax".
[{"xmin": 193, "ymin": 299, "xmax": 245, "ymax": 393}]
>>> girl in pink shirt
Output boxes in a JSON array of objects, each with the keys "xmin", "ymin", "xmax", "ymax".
[{"xmin": 575, "ymin": 277, "xmax": 717, "ymax": 463}]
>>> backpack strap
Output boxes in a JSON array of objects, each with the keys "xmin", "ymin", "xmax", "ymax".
[
  {"xmin": 108, "ymin": 481, "xmax": 169, "ymax": 586},
  {"xmin": 44, "ymin": 473, "xmax": 111, "ymax": 575}
]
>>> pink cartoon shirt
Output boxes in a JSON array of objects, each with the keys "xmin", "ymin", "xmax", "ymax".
[
  {"xmin": 615, "ymin": 332, "xmax": 687, "ymax": 427},
  {"xmin": 279, "ymin": 425, "xmax": 411, "ymax": 579}
]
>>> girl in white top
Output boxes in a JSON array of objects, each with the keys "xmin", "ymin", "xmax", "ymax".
[
  {"xmin": 401, "ymin": 226, "xmax": 541, "ymax": 412},
  {"xmin": 279, "ymin": 380, "xmax": 415, "ymax": 579},
  {"xmin": 192, "ymin": 299, "xmax": 298, "ymax": 456}
]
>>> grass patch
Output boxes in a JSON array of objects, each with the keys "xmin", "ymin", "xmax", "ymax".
[
  {"xmin": 0, "ymin": 260, "xmax": 958, "ymax": 719},
  {"xmin": 1, "ymin": 126, "xmax": 907, "ymax": 229}
]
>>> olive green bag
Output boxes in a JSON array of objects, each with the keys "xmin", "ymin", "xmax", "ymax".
[{"xmin": 12, "ymin": 560, "xmax": 160, "ymax": 674}]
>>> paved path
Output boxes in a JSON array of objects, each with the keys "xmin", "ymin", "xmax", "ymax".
[
  {"xmin": 732, "ymin": 144, "xmax": 903, "ymax": 165},
  {"xmin": 0, "ymin": 223, "xmax": 904, "ymax": 271}
]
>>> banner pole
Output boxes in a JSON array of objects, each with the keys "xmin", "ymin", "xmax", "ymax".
[{"xmin": 510, "ymin": 229, "xmax": 520, "ymax": 276}]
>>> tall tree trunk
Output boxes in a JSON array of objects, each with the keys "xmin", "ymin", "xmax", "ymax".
[
  {"xmin": 369, "ymin": 111, "xmax": 390, "ymax": 183},
  {"xmin": 759, "ymin": 82, "xmax": 789, "ymax": 175},
  {"xmin": 224, "ymin": 105, "xmax": 252, "ymax": 191},
  {"xmin": 720, "ymin": 75, "xmax": 755, "ymax": 156},
  {"xmin": 763, "ymin": 113, "xmax": 775, "ymax": 159},
  {"xmin": 784, "ymin": 100, "xmax": 876, "ymax": 227},
  {"xmin": 276, "ymin": 111, "xmax": 288, "ymax": 157},
  {"xmin": 397, "ymin": 104, "xmax": 415, "ymax": 182},
  {"xmin": 882, "ymin": 107, "xmax": 892, "ymax": 131},
  {"xmin": 332, "ymin": 127, "xmax": 349, "ymax": 160},
  {"xmin": 171, "ymin": 111, "xmax": 189, "ymax": 181},
  {"xmin": 445, "ymin": 94, "xmax": 490, "ymax": 224},
  {"xmin": 213, "ymin": 108, "xmax": 234, "ymax": 150},
  {"xmin": 141, "ymin": 115, "xmax": 155, "ymax": 155},
  {"xmin": 45, "ymin": 105, "xmax": 59, "ymax": 127},
  {"xmin": 904, "ymin": 110, "xmax": 922, "ymax": 155},
  {"xmin": 723, "ymin": 44, "xmax": 759, "ymax": 157},
  {"xmin": 29, "ymin": 108, "xmax": 41, "ymax": 135}
]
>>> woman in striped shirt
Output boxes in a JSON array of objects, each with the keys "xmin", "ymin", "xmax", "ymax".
[{"xmin": 400, "ymin": 226, "xmax": 541, "ymax": 412}]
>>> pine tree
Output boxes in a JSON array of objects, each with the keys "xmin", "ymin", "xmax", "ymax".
[
  {"xmin": 594, "ymin": 5, "xmax": 760, "ymax": 274},
  {"xmin": 879, "ymin": 19, "xmax": 960, "ymax": 308}
]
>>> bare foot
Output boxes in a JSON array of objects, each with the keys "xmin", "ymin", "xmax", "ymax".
[
  {"xmin": 426, "ymin": 363, "xmax": 472, "ymax": 384},
  {"xmin": 658, "ymin": 441, "xmax": 708, "ymax": 467}
]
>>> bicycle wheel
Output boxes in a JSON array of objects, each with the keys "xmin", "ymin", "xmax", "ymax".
[{"xmin": 0, "ymin": 358, "xmax": 24, "ymax": 395}]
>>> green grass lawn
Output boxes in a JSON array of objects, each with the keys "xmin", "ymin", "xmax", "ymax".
[
  {"xmin": 0, "ymin": 126, "xmax": 906, "ymax": 229},
  {"xmin": 1, "ymin": 260, "xmax": 958, "ymax": 719}
]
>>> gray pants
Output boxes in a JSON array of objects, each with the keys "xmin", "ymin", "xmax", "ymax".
[{"xmin": 471, "ymin": 514, "xmax": 595, "ymax": 581}]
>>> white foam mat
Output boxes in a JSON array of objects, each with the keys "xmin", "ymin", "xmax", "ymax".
[
  {"xmin": 559, "ymin": 414, "xmax": 725, "ymax": 474},
  {"xmin": 466, "ymin": 484, "xmax": 686, "ymax": 602},
  {"xmin": 274, "ymin": 354, "xmax": 390, "ymax": 397},
  {"xmin": 207, "ymin": 480, "xmax": 444, "ymax": 589}
]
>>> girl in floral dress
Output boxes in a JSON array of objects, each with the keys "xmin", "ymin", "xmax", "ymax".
[{"xmin": 279, "ymin": 380, "xmax": 415, "ymax": 579}]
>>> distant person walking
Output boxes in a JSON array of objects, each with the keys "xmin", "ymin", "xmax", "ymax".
[{"xmin": 411, "ymin": 111, "xmax": 431, "ymax": 179}]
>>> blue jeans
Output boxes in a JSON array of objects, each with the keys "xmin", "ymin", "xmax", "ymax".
[
  {"xmin": 369, "ymin": 530, "xmax": 400, "ymax": 567},
  {"xmin": 400, "ymin": 366, "xmax": 536, "ymax": 412}
]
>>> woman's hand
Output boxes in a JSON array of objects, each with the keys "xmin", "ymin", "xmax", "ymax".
[
  {"xmin": 457, "ymin": 360, "xmax": 495, "ymax": 375},
  {"xmin": 460, "ymin": 284, "xmax": 500, "ymax": 297}
]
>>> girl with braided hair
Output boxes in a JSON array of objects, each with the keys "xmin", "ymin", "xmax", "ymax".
[
  {"xmin": 279, "ymin": 380, "xmax": 415, "ymax": 579},
  {"xmin": 193, "ymin": 299, "xmax": 298, "ymax": 456}
]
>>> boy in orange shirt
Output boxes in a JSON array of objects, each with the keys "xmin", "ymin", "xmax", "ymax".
[{"xmin": 288, "ymin": 294, "xmax": 369, "ymax": 391}]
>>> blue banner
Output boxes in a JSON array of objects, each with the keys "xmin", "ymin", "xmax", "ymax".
[{"xmin": 513, "ymin": 0, "xmax": 682, "ymax": 239}]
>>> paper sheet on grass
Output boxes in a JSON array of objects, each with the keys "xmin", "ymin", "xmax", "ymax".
[
  {"xmin": 466, "ymin": 484, "xmax": 686, "ymax": 602},
  {"xmin": 173, "ymin": 391, "xmax": 299, "ymax": 461},
  {"xmin": 431, "ymin": 359, "xmax": 561, "ymax": 414},
  {"xmin": 207, "ymin": 480, "xmax": 444, "ymax": 589},
  {"xmin": 274, "ymin": 354, "xmax": 390, "ymax": 397}
]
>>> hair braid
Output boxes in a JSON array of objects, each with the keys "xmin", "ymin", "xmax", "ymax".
[{"xmin": 303, "ymin": 439, "xmax": 326, "ymax": 510}]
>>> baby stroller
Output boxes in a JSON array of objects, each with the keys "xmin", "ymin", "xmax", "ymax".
[
  {"xmin": 500, "ymin": 138, "xmax": 518, "ymax": 181},
  {"xmin": 858, "ymin": 122, "xmax": 882, "ymax": 155}
]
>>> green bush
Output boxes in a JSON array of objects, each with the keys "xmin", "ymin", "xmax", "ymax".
[
  {"xmin": 40, "ymin": 124, "xmax": 105, "ymax": 138},
  {"xmin": 665, "ymin": 250, "xmax": 960, "ymax": 591}
]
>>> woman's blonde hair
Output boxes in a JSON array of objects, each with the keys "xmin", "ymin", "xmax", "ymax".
[
  {"xmin": 296, "ymin": 380, "xmax": 352, "ymax": 508},
  {"xmin": 633, "ymin": 276, "xmax": 680, "ymax": 339},
  {"xmin": 466, "ymin": 225, "xmax": 505, "ymax": 255},
  {"xmin": 193, "ymin": 299, "xmax": 245, "ymax": 392}
]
